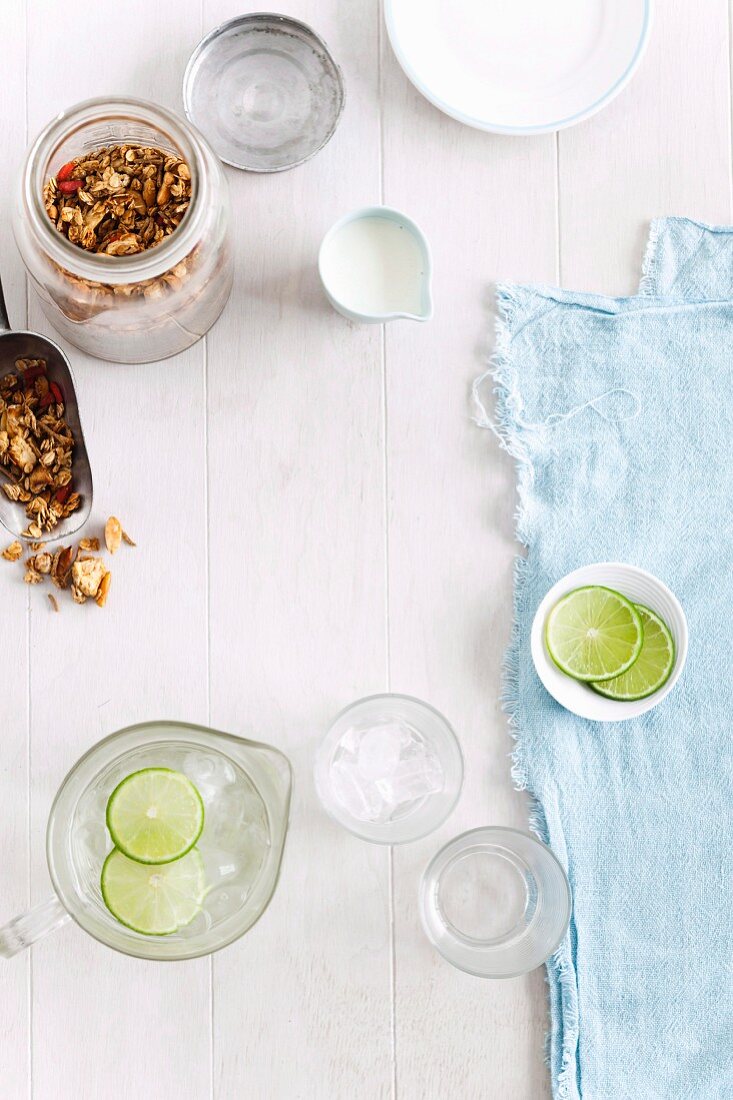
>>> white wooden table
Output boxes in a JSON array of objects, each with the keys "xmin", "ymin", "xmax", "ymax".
[{"xmin": 1, "ymin": 2, "xmax": 729, "ymax": 1097}]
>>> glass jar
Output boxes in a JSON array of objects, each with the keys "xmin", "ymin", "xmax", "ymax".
[{"xmin": 14, "ymin": 97, "xmax": 233, "ymax": 364}]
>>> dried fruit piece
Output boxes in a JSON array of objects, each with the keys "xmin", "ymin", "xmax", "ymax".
[
  {"xmin": 58, "ymin": 179, "xmax": 82, "ymax": 195},
  {"xmin": 56, "ymin": 162, "xmax": 76, "ymax": 182},
  {"xmin": 51, "ymin": 545, "xmax": 75, "ymax": 588},
  {"xmin": 95, "ymin": 571, "xmax": 112, "ymax": 608},
  {"xmin": 19, "ymin": 363, "xmax": 47, "ymax": 383},
  {"xmin": 105, "ymin": 516, "xmax": 122, "ymax": 554},
  {"xmin": 2, "ymin": 540, "xmax": 23, "ymax": 562}
]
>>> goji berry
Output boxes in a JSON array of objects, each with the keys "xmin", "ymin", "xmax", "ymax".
[
  {"xmin": 58, "ymin": 179, "xmax": 82, "ymax": 194},
  {"xmin": 54, "ymin": 486, "xmax": 71, "ymax": 505},
  {"xmin": 56, "ymin": 162, "xmax": 76, "ymax": 182},
  {"xmin": 39, "ymin": 393, "xmax": 54, "ymax": 409},
  {"xmin": 19, "ymin": 364, "xmax": 47, "ymax": 382},
  {"xmin": 49, "ymin": 382, "xmax": 64, "ymax": 405}
]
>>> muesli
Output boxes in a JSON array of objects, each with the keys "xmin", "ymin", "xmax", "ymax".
[
  {"xmin": 43, "ymin": 144, "xmax": 191, "ymax": 256},
  {"xmin": 0, "ymin": 358, "xmax": 80, "ymax": 536},
  {"xmin": 2, "ymin": 515, "xmax": 135, "ymax": 610}
]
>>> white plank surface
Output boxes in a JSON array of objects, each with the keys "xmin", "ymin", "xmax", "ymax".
[
  {"xmin": 0, "ymin": 6, "xmax": 30, "ymax": 1094},
  {"xmin": 0, "ymin": 1, "xmax": 729, "ymax": 1097}
]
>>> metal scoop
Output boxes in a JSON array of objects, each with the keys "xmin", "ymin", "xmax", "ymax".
[{"xmin": 0, "ymin": 275, "xmax": 92, "ymax": 543}]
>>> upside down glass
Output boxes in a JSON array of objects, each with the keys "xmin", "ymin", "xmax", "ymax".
[
  {"xmin": 420, "ymin": 827, "xmax": 571, "ymax": 978},
  {"xmin": 0, "ymin": 721, "xmax": 291, "ymax": 961}
]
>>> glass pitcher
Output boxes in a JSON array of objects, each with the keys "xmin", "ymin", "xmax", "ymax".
[{"xmin": 0, "ymin": 721, "xmax": 291, "ymax": 961}]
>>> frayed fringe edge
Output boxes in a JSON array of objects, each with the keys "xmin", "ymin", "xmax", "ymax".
[
  {"xmin": 551, "ymin": 943, "xmax": 581, "ymax": 1100},
  {"xmin": 477, "ymin": 284, "xmax": 580, "ymax": 1100},
  {"xmin": 638, "ymin": 217, "xmax": 662, "ymax": 296}
]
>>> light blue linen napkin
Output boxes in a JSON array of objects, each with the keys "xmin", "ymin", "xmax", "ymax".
[
  {"xmin": 641, "ymin": 216, "xmax": 733, "ymax": 299},
  {"xmin": 475, "ymin": 218, "xmax": 733, "ymax": 1100}
]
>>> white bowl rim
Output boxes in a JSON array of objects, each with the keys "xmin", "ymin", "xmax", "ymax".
[
  {"xmin": 383, "ymin": 0, "xmax": 653, "ymax": 136},
  {"xmin": 530, "ymin": 562, "xmax": 688, "ymax": 722}
]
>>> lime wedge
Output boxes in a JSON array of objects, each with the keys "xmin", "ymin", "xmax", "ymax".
[
  {"xmin": 590, "ymin": 603, "xmax": 675, "ymax": 701},
  {"xmin": 101, "ymin": 847, "xmax": 205, "ymax": 935},
  {"xmin": 106, "ymin": 768, "xmax": 204, "ymax": 865},
  {"xmin": 545, "ymin": 585, "xmax": 643, "ymax": 682}
]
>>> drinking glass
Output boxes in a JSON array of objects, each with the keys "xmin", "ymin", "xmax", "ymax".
[
  {"xmin": 420, "ymin": 827, "xmax": 571, "ymax": 978},
  {"xmin": 314, "ymin": 693, "xmax": 463, "ymax": 844}
]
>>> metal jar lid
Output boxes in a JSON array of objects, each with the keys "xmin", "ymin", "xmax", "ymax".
[{"xmin": 183, "ymin": 13, "xmax": 345, "ymax": 173}]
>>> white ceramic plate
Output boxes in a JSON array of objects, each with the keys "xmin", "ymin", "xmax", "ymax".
[
  {"xmin": 531, "ymin": 563, "xmax": 687, "ymax": 722},
  {"xmin": 385, "ymin": 0, "xmax": 652, "ymax": 135}
]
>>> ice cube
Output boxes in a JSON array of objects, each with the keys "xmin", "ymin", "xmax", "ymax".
[
  {"xmin": 182, "ymin": 751, "xmax": 236, "ymax": 802},
  {"xmin": 375, "ymin": 750, "xmax": 444, "ymax": 812},
  {"xmin": 76, "ymin": 821, "xmax": 111, "ymax": 861},
  {"xmin": 327, "ymin": 720, "xmax": 445, "ymax": 824},
  {"xmin": 174, "ymin": 908, "xmax": 212, "ymax": 939},
  {"xmin": 330, "ymin": 754, "xmax": 387, "ymax": 822},
  {"xmin": 206, "ymin": 784, "xmax": 268, "ymax": 847},
  {"xmin": 334, "ymin": 725, "xmax": 363, "ymax": 759},
  {"xmin": 201, "ymin": 846, "xmax": 242, "ymax": 884},
  {"xmin": 204, "ymin": 884, "xmax": 249, "ymax": 923},
  {"xmin": 356, "ymin": 723, "xmax": 403, "ymax": 780}
]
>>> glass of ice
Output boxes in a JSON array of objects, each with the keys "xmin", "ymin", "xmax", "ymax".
[
  {"xmin": 0, "ymin": 721, "xmax": 291, "ymax": 961},
  {"xmin": 314, "ymin": 694, "xmax": 463, "ymax": 843}
]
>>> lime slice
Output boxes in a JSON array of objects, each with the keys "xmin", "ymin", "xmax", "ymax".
[
  {"xmin": 106, "ymin": 768, "xmax": 204, "ymax": 865},
  {"xmin": 590, "ymin": 603, "xmax": 675, "ymax": 701},
  {"xmin": 545, "ymin": 585, "xmax": 643, "ymax": 682},
  {"xmin": 101, "ymin": 847, "xmax": 205, "ymax": 935}
]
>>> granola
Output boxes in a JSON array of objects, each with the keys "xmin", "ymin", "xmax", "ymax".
[
  {"xmin": 71, "ymin": 556, "xmax": 107, "ymax": 602},
  {"xmin": 44, "ymin": 145, "xmax": 191, "ymax": 256},
  {"xmin": 2, "ymin": 540, "xmax": 22, "ymax": 561},
  {"xmin": 28, "ymin": 551, "xmax": 52, "ymax": 574},
  {"xmin": 105, "ymin": 515, "xmax": 122, "ymax": 554},
  {"xmin": 3, "ymin": 515, "xmax": 134, "ymax": 610},
  {"xmin": 0, "ymin": 358, "xmax": 80, "ymax": 536}
]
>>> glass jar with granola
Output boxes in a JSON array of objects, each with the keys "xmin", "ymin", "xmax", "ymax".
[{"xmin": 14, "ymin": 97, "xmax": 232, "ymax": 363}]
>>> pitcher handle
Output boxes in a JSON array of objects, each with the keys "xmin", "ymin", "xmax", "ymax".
[{"xmin": 0, "ymin": 895, "xmax": 70, "ymax": 958}]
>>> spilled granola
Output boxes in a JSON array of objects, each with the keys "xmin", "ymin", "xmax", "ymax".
[
  {"xmin": 44, "ymin": 144, "xmax": 191, "ymax": 256},
  {"xmin": 105, "ymin": 515, "xmax": 122, "ymax": 554},
  {"xmin": 2, "ymin": 515, "xmax": 134, "ymax": 611},
  {"xmin": 2, "ymin": 540, "xmax": 22, "ymax": 561},
  {"xmin": 0, "ymin": 358, "xmax": 80, "ymax": 536}
]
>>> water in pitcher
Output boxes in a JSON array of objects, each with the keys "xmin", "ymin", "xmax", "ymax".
[{"xmin": 72, "ymin": 740, "xmax": 271, "ymax": 939}]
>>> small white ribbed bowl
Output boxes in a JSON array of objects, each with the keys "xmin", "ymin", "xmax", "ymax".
[{"xmin": 531, "ymin": 563, "xmax": 688, "ymax": 722}]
